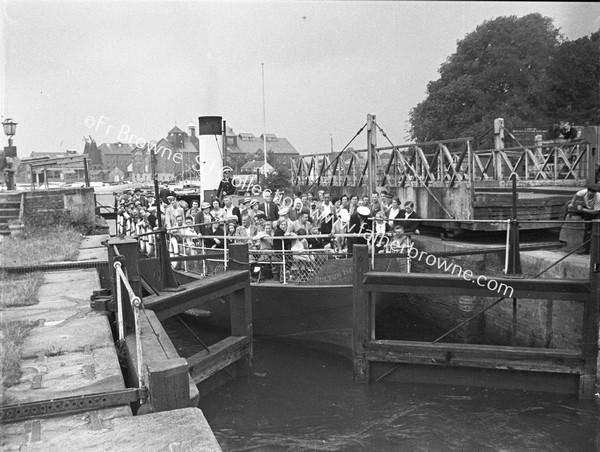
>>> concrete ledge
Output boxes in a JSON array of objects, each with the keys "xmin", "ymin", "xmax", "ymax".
[
  {"xmin": 2, "ymin": 406, "xmax": 132, "ymax": 450},
  {"xmin": 7, "ymin": 407, "xmax": 221, "ymax": 451}
]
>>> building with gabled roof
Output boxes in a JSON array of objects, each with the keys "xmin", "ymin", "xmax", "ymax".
[
  {"xmin": 96, "ymin": 142, "xmax": 136, "ymax": 175},
  {"xmin": 225, "ymin": 127, "xmax": 299, "ymax": 172}
]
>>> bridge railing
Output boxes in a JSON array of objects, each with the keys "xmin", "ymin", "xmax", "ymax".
[
  {"xmin": 472, "ymin": 141, "xmax": 591, "ymax": 184},
  {"xmin": 292, "ymin": 140, "xmax": 592, "ymax": 188}
]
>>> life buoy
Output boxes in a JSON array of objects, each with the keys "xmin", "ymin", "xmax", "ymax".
[
  {"xmin": 137, "ymin": 223, "xmax": 147, "ymax": 254},
  {"xmin": 169, "ymin": 236, "xmax": 179, "ymax": 269},
  {"xmin": 147, "ymin": 229, "xmax": 156, "ymax": 257},
  {"xmin": 117, "ymin": 215, "xmax": 124, "ymax": 235}
]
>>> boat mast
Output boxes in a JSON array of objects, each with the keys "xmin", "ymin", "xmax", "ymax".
[{"xmin": 367, "ymin": 114, "xmax": 377, "ymax": 200}]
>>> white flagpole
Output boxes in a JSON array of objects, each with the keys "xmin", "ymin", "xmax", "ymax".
[{"xmin": 262, "ymin": 63, "xmax": 267, "ymax": 176}]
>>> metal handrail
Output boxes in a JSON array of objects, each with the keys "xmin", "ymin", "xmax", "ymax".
[{"xmin": 113, "ymin": 260, "xmax": 145, "ymax": 392}]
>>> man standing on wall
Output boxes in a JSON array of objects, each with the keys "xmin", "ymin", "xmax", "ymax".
[{"xmin": 568, "ymin": 183, "xmax": 600, "ymax": 254}]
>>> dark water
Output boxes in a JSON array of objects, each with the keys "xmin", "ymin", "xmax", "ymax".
[{"xmin": 164, "ymin": 317, "xmax": 598, "ymax": 452}]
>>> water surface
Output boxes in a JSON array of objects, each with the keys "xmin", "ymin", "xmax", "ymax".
[{"xmin": 194, "ymin": 337, "xmax": 597, "ymax": 452}]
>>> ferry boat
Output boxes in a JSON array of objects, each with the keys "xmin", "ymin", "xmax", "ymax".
[{"xmin": 108, "ymin": 117, "xmax": 598, "ymax": 357}]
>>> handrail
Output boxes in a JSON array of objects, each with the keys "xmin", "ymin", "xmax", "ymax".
[
  {"xmin": 18, "ymin": 193, "xmax": 25, "ymax": 223},
  {"xmin": 113, "ymin": 260, "xmax": 145, "ymax": 392}
]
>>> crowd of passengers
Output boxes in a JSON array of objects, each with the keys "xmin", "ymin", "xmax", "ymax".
[{"xmin": 115, "ymin": 184, "xmax": 421, "ymax": 255}]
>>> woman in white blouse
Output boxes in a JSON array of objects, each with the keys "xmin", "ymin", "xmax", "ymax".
[{"xmin": 387, "ymin": 197, "xmax": 402, "ymax": 228}]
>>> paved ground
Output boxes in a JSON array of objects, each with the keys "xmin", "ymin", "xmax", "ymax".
[{"xmin": 1, "ymin": 234, "xmax": 221, "ymax": 451}]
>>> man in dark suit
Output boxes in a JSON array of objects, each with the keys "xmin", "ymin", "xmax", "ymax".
[
  {"xmin": 347, "ymin": 205, "xmax": 371, "ymax": 254},
  {"xmin": 399, "ymin": 201, "xmax": 421, "ymax": 234},
  {"xmin": 261, "ymin": 190, "xmax": 279, "ymax": 222},
  {"xmin": 159, "ymin": 182, "xmax": 176, "ymax": 204},
  {"xmin": 222, "ymin": 195, "xmax": 242, "ymax": 224}
]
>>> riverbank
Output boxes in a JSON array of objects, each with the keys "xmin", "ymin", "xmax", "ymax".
[{"xmin": 1, "ymin": 234, "xmax": 221, "ymax": 451}]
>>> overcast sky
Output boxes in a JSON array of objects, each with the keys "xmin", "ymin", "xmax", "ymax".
[{"xmin": 1, "ymin": 1, "xmax": 599, "ymax": 158}]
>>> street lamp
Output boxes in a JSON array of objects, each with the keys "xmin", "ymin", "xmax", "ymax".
[
  {"xmin": 2, "ymin": 118, "xmax": 17, "ymax": 157},
  {"xmin": 2, "ymin": 118, "xmax": 17, "ymax": 190}
]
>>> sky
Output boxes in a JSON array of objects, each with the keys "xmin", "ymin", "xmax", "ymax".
[{"xmin": 1, "ymin": 1, "xmax": 599, "ymax": 158}]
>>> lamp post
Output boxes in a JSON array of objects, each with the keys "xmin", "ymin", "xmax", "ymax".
[{"xmin": 2, "ymin": 118, "xmax": 17, "ymax": 190}]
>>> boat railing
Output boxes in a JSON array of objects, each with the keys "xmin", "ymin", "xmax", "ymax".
[{"xmin": 117, "ymin": 211, "xmax": 589, "ymax": 283}]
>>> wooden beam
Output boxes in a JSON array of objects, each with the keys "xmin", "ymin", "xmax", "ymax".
[
  {"xmin": 362, "ymin": 272, "xmax": 590, "ymax": 302},
  {"xmin": 364, "ymin": 340, "xmax": 585, "ymax": 375},
  {"xmin": 144, "ymin": 271, "xmax": 248, "ymax": 320},
  {"xmin": 147, "ymin": 358, "xmax": 190, "ymax": 411},
  {"xmin": 352, "ymin": 245, "xmax": 370, "ymax": 382},
  {"xmin": 187, "ymin": 336, "xmax": 252, "ymax": 385}
]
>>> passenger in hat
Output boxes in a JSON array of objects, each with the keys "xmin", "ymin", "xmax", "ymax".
[
  {"xmin": 216, "ymin": 167, "xmax": 235, "ymax": 199},
  {"xmin": 132, "ymin": 188, "xmax": 148, "ymax": 207},
  {"xmin": 225, "ymin": 218, "xmax": 239, "ymax": 246},
  {"xmin": 276, "ymin": 206, "xmax": 294, "ymax": 232},
  {"xmin": 253, "ymin": 228, "xmax": 274, "ymax": 252},
  {"xmin": 240, "ymin": 197, "xmax": 252, "ymax": 217},
  {"xmin": 247, "ymin": 199, "xmax": 264, "ymax": 221},
  {"xmin": 193, "ymin": 201, "xmax": 214, "ymax": 235},
  {"xmin": 379, "ymin": 191, "xmax": 392, "ymax": 214},
  {"xmin": 569, "ymin": 184, "xmax": 600, "ymax": 254}
]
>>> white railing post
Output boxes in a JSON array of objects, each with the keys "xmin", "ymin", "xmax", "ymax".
[{"xmin": 132, "ymin": 297, "xmax": 144, "ymax": 389}]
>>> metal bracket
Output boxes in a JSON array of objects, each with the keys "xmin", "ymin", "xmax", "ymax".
[
  {"xmin": 0, "ymin": 387, "xmax": 148, "ymax": 423},
  {"xmin": 90, "ymin": 297, "xmax": 116, "ymax": 312}
]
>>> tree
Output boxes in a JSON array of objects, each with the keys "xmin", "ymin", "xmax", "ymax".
[
  {"xmin": 261, "ymin": 165, "xmax": 292, "ymax": 192},
  {"xmin": 546, "ymin": 31, "xmax": 600, "ymax": 125},
  {"xmin": 409, "ymin": 14, "xmax": 562, "ymax": 146}
]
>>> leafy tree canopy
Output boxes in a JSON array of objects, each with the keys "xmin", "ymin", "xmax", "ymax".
[{"xmin": 409, "ymin": 13, "xmax": 599, "ymax": 147}]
